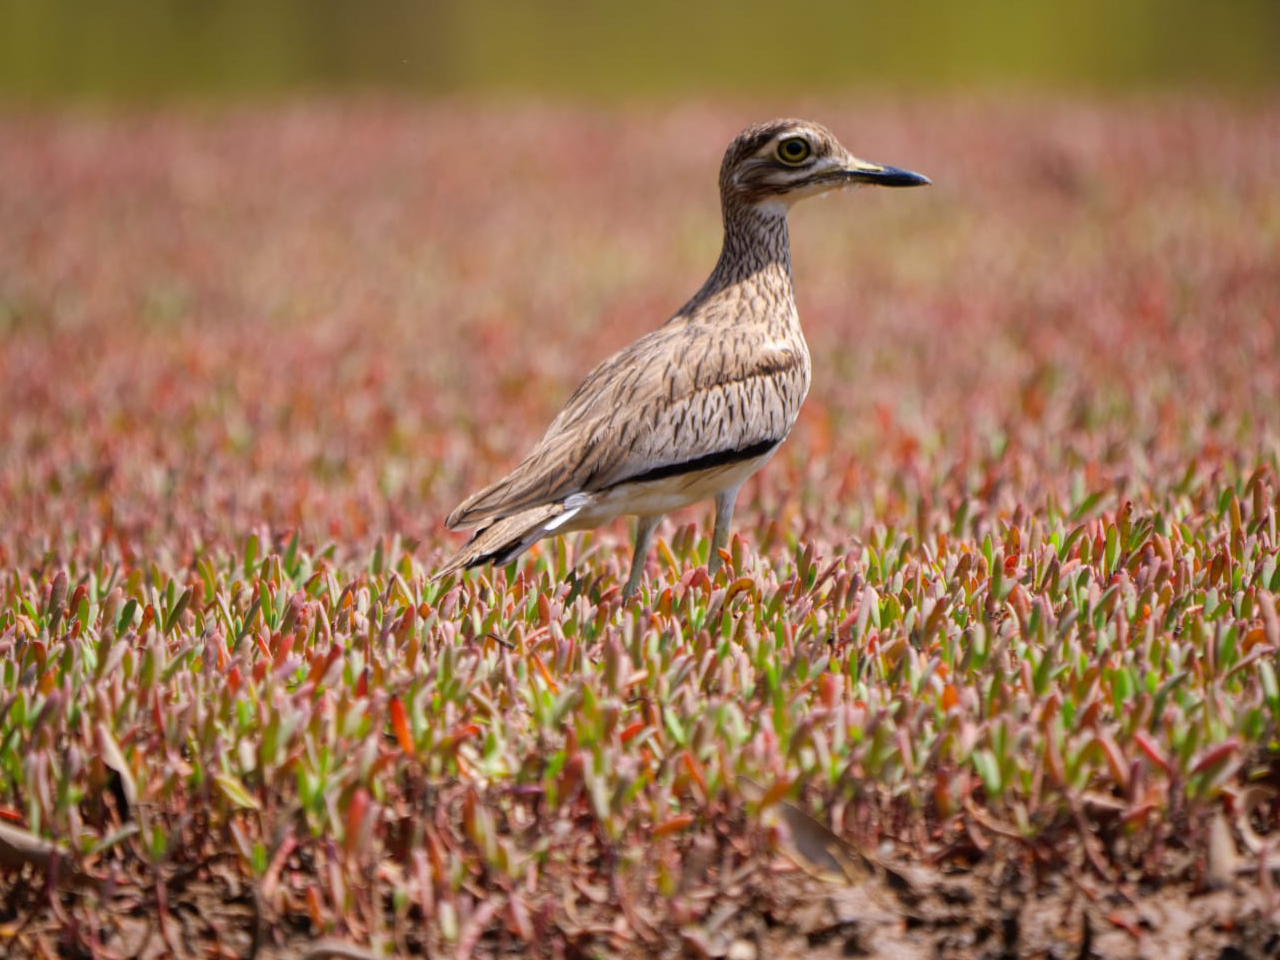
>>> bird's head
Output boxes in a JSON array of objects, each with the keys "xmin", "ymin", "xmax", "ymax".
[{"xmin": 720, "ymin": 118, "xmax": 929, "ymax": 212}]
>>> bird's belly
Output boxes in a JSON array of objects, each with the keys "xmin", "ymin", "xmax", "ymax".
[{"xmin": 564, "ymin": 446, "xmax": 779, "ymax": 530}]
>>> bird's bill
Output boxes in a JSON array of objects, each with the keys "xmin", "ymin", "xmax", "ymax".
[{"xmin": 839, "ymin": 157, "xmax": 931, "ymax": 187}]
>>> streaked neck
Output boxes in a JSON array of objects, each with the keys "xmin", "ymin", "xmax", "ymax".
[{"xmin": 704, "ymin": 202, "xmax": 793, "ymax": 294}]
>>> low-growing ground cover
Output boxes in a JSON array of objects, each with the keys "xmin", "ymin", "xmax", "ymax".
[{"xmin": 1, "ymin": 97, "xmax": 1279, "ymax": 958}]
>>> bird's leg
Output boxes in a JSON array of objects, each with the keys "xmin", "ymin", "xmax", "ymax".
[
  {"xmin": 709, "ymin": 485, "xmax": 742, "ymax": 576},
  {"xmin": 623, "ymin": 514, "xmax": 661, "ymax": 601}
]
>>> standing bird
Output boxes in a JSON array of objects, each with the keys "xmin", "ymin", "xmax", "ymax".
[{"xmin": 438, "ymin": 119, "xmax": 928, "ymax": 599}]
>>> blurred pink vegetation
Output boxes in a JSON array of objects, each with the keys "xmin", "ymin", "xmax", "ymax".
[{"xmin": 1, "ymin": 99, "xmax": 1277, "ymax": 567}]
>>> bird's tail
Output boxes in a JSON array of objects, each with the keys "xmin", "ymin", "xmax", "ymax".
[{"xmin": 434, "ymin": 501, "xmax": 584, "ymax": 581}]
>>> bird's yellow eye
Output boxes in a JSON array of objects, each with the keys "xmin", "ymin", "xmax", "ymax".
[{"xmin": 776, "ymin": 137, "xmax": 812, "ymax": 165}]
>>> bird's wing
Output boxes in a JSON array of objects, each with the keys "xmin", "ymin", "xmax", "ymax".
[{"xmin": 446, "ymin": 321, "xmax": 807, "ymax": 530}]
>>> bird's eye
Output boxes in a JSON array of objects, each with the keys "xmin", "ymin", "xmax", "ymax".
[{"xmin": 776, "ymin": 137, "xmax": 812, "ymax": 165}]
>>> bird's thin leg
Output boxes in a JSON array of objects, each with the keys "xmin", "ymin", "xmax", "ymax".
[
  {"xmin": 709, "ymin": 485, "xmax": 743, "ymax": 576},
  {"xmin": 623, "ymin": 515, "xmax": 661, "ymax": 601}
]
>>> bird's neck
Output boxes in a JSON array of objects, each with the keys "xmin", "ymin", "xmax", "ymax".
[{"xmin": 704, "ymin": 203, "xmax": 793, "ymax": 295}]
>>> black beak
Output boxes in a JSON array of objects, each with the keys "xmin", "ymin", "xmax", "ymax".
[{"xmin": 843, "ymin": 162, "xmax": 931, "ymax": 187}]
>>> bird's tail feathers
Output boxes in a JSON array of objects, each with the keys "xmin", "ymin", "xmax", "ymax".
[{"xmin": 434, "ymin": 501, "xmax": 584, "ymax": 581}]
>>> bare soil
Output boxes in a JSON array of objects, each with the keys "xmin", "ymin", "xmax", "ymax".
[{"xmin": 5, "ymin": 853, "xmax": 1278, "ymax": 959}]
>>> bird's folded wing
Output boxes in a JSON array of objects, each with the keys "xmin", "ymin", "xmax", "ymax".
[{"xmin": 446, "ymin": 325, "xmax": 807, "ymax": 530}]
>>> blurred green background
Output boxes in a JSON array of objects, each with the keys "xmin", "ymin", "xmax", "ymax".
[{"xmin": 1, "ymin": 0, "xmax": 1278, "ymax": 101}]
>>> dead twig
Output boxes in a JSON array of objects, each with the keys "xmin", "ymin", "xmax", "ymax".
[
  {"xmin": 303, "ymin": 941, "xmax": 391, "ymax": 960},
  {"xmin": 0, "ymin": 821, "xmax": 63, "ymax": 871}
]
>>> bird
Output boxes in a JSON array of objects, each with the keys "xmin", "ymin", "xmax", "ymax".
[{"xmin": 437, "ymin": 118, "xmax": 928, "ymax": 600}]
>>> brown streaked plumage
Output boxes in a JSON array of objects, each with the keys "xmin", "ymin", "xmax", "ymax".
[{"xmin": 438, "ymin": 119, "xmax": 928, "ymax": 599}]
